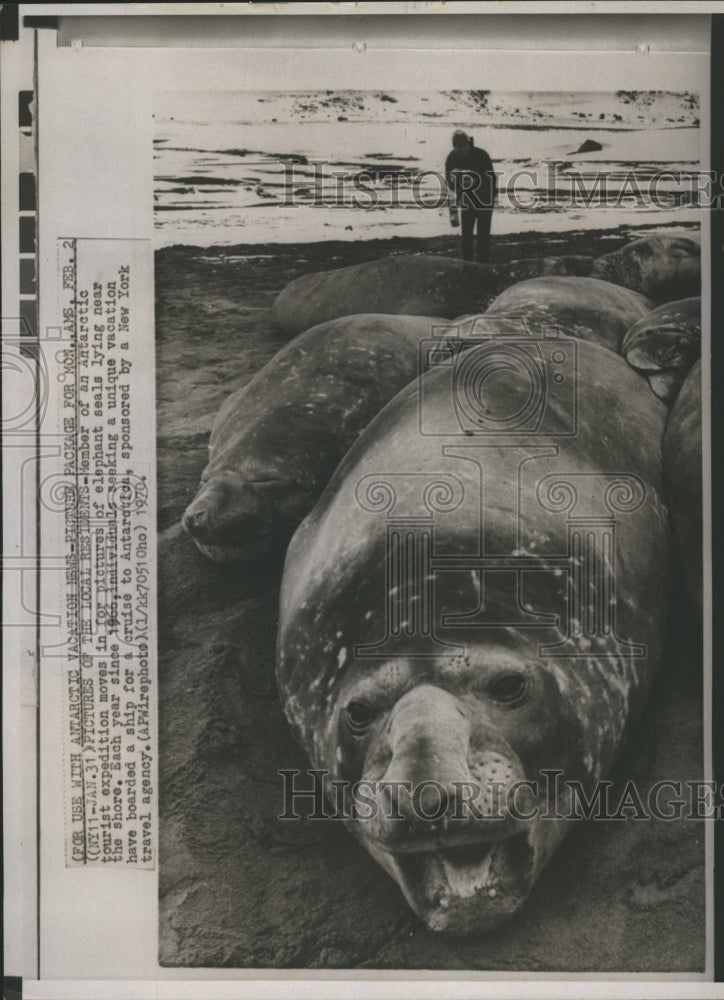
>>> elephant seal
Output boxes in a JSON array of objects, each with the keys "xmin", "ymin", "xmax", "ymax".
[
  {"xmin": 272, "ymin": 253, "xmax": 593, "ymax": 337},
  {"xmin": 622, "ymin": 297, "xmax": 701, "ymax": 404},
  {"xmin": 182, "ymin": 314, "xmax": 448, "ymax": 563},
  {"xmin": 472, "ymin": 275, "xmax": 653, "ymax": 354},
  {"xmin": 278, "ymin": 338, "xmax": 669, "ymax": 935},
  {"xmin": 590, "ymin": 233, "xmax": 700, "ymax": 304},
  {"xmin": 663, "ymin": 359, "xmax": 702, "ymax": 619}
]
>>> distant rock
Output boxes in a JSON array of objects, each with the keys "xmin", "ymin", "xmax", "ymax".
[
  {"xmin": 174, "ymin": 175, "xmax": 241, "ymax": 187},
  {"xmin": 220, "ymin": 148, "xmax": 263, "ymax": 157},
  {"xmin": 379, "ymin": 94, "xmax": 398, "ymax": 103},
  {"xmin": 576, "ymin": 139, "xmax": 603, "ymax": 153},
  {"xmin": 355, "ymin": 166, "xmax": 414, "ymax": 182}
]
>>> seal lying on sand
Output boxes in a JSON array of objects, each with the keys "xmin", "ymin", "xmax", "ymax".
[
  {"xmin": 272, "ymin": 254, "xmax": 593, "ymax": 338},
  {"xmin": 590, "ymin": 233, "xmax": 700, "ymax": 304},
  {"xmin": 471, "ymin": 275, "xmax": 653, "ymax": 354},
  {"xmin": 278, "ymin": 338, "xmax": 669, "ymax": 935},
  {"xmin": 182, "ymin": 314, "xmax": 447, "ymax": 563},
  {"xmin": 622, "ymin": 298, "xmax": 701, "ymax": 404},
  {"xmin": 663, "ymin": 359, "xmax": 702, "ymax": 619}
]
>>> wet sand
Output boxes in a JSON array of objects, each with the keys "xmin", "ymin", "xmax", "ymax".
[{"xmin": 156, "ymin": 224, "xmax": 704, "ymax": 970}]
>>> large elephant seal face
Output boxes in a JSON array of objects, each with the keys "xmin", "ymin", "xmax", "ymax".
[
  {"xmin": 182, "ymin": 470, "xmax": 296, "ymax": 563},
  {"xmin": 325, "ymin": 650, "xmax": 582, "ymax": 934}
]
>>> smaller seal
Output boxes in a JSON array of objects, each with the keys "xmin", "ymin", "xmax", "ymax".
[
  {"xmin": 271, "ymin": 253, "xmax": 593, "ymax": 337},
  {"xmin": 590, "ymin": 233, "xmax": 700, "ymax": 303},
  {"xmin": 621, "ymin": 298, "xmax": 700, "ymax": 404},
  {"xmin": 182, "ymin": 313, "xmax": 446, "ymax": 563},
  {"xmin": 477, "ymin": 275, "xmax": 653, "ymax": 354}
]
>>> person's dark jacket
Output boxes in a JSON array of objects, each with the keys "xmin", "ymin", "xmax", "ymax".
[{"xmin": 445, "ymin": 145, "xmax": 497, "ymax": 210}]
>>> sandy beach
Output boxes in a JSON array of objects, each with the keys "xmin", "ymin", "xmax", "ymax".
[{"xmin": 155, "ymin": 222, "xmax": 704, "ymax": 970}]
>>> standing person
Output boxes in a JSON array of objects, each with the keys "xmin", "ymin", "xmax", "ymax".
[{"xmin": 445, "ymin": 129, "xmax": 496, "ymax": 262}]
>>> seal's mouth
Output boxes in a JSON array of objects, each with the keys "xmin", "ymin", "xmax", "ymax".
[
  {"xmin": 181, "ymin": 472, "xmax": 311, "ymax": 563},
  {"xmin": 182, "ymin": 512, "xmax": 278, "ymax": 562},
  {"xmin": 383, "ymin": 830, "xmax": 536, "ymax": 934},
  {"xmin": 626, "ymin": 335, "xmax": 693, "ymax": 375},
  {"xmin": 181, "ymin": 480, "xmax": 282, "ymax": 562},
  {"xmin": 188, "ymin": 536, "xmax": 270, "ymax": 563}
]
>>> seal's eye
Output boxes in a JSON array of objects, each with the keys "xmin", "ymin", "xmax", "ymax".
[
  {"xmin": 345, "ymin": 700, "xmax": 376, "ymax": 736},
  {"xmin": 488, "ymin": 671, "xmax": 528, "ymax": 706}
]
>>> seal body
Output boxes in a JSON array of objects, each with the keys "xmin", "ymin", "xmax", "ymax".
[
  {"xmin": 663, "ymin": 359, "xmax": 702, "ymax": 618},
  {"xmin": 183, "ymin": 314, "xmax": 445, "ymax": 563},
  {"xmin": 622, "ymin": 297, "xmax": 701, "ymax": 403},
  {"xmin": 472, "ymin": 275, "xmax": 653, "ymax": 354},
  {"xmin": 278, "ymin": 338, "xmax": 669, "ymax": 934},
  {"xmin": 590, "ymin": 233, "xmax": 700, "ymax": 304},
  {"xmin": 272, "ymin": 254, "xmax": 593, "ymax": 337}
]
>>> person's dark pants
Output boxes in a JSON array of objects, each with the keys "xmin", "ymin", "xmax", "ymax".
[{"xmin": 461, "ymin": 207, "xmax": 493, "ymax": 262}]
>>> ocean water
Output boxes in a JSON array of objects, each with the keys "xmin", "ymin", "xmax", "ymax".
[{"xmin": 154, "ymin": 90, "xmax": 702, "ymax": 247}]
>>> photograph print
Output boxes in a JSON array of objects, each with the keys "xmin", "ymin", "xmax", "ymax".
[{"xmin": 153, "ymin": 86, "xmax": 704, "ymax": 970}]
